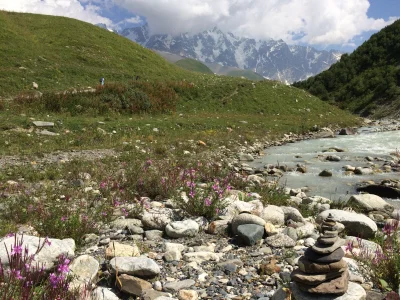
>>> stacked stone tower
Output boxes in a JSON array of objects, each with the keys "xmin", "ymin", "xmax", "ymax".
[{"xmin": 291, "ymin": 214, "xmax": 349, "ymax": 295}]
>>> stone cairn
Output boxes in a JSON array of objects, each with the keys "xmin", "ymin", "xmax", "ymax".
[{"xmin": 290, "ymin": 214, "xmax": 349, "ymax": 295}]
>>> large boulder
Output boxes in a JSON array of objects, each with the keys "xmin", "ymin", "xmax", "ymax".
[
  {"xmin": 317, "ymin": 210, "xmax": 377, "ymax": 239},
  {"xmin": 261, "ymin": 205, "xmax": 285, "ymax": 225},
  {"xmin": 347, "ymin": 194, "xmax": 394, "ymax": 214},
  {"xmin": 0, "ymin": 235, "xmax": 75, "ymax": 270}
]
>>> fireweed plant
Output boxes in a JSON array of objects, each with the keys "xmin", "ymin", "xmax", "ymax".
[
  {"xmin": 0, "ymin": 234, "xmax": 87, "ymax": 299},
  {"xmin": 345, "ymin": 219, "xmax": 400, "ymax": 293}
]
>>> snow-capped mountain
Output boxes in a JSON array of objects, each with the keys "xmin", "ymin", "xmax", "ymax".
[{"xmin": 121, "ymin": 25, "xmax": 341, "ymax": 83}]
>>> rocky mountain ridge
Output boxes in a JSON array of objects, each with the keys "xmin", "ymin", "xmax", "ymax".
[{"xmin": 119, "ymin": 24, "xmax": 341, "ymax": 83}]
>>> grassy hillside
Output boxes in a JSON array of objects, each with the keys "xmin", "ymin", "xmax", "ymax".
[
  {"xmin": 0, "ymin": 11, "xmax": 359, "ymax": 157},
  {"xmin": 293, "ymin": 20, "xmax": 400, "ymax": 118},
  {"xmin": 0, "ymin": 11, "xmax": 191, "ymax": 96},
  {"xmin": 175, "ymin": 58, "xmax": 213, "ymax": 74},
  {"xmin": 226, "ymin": 69, "xmax": 265, "ymax": 81}
]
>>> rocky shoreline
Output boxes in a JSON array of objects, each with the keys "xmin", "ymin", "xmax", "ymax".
[{"xmin": 1, "ymin": 119, "xmax": 399, "ymax": 300}]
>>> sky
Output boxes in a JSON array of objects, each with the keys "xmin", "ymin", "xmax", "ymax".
[{"xmin": 0, "ymin": 0, "xmax": 399, "ymax": 52}]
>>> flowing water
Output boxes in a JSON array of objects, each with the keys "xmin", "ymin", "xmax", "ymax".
[{"xmin": 251, "ymin": 128, "xmax": 400, "ymax": 206}]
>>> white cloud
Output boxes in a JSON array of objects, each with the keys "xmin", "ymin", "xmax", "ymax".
[
  {"xmin": 0, "ymin": 0, "xmax": 113, "ymax": 26},
  {"xmin": 124, "ymin": 16, "xmax": 142, "ymax": 24},
  {"xmin": 113, "ymin": 0, "xmax": 398, "ymax": 46}
]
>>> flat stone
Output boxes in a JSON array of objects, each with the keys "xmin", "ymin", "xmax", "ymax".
[
  {"xmin": 106, "ymin": 242, "xmax": 140, "ymax": 259},
  {"xmin": 295, "ymin": 271, "xmax": 349, "ymax": 295},
  {"xmin": 183, "ymin": 252, "xmax": 220, "ymax": 263},
  {"xmin": 117, "ymin": 274, "xmax": 152, "ymax": 296},
  {"xmin": 91, "ymin": 287, "xmax": 120, "ymax": 300},
  {"xmin": 322, "ymin": 230, "xmax": 339, "ymax": 237},
  {"xmin": 266, "ymin": 233, "xmax": 296, "ymax": 248},
  {"xmin": 165, "ymin": 220, "xmax": 199, "ymax": 238},
  {"xmin": 298, "ymin": 256, "xmax": 347, "ymax": 274},
  {"xmin": 312, "ymin": 239, "xmax": 346, "ymax": 254},
  {"xmin": 109, "ymin": 257, "xmax": 160, "ymax": 277},
  {"xmin": 237, "ymin": 224, "xmax": 265, "ymax": 246},
  {"xmin": 163, "ymin": 279, "xmax": 195, "ymax": 293},
  {"xmin": 33, "ymin": 121, "xmax": 54, "ymax": 127},
  {"xmin": 347, "ymin": 194, "xmax": 393, "ymax": 214},
  {"xmin": 290, "ymin": 281, "xmax": 366, "ymax": 300},
  {"xmin": 304, "ymin": 247, "xmax": 345, "ymax": 263},
  {"xmin": 142, "ymin": 290, "xmax": 172, "ymax": 300},
  {"xmin": 291, "ymin": 268, "xmax": 345, "ymax": 285},
  {"xmin": 69, "ymin": 255, "xmax": 99, "ymax": 289},
  {"xmin": 318, "ymin": 235, "xmax": 339, "ymax": 245},
  {"xmin": 178, "ymin": 289, "xmax": 199, "ymax": 300}
]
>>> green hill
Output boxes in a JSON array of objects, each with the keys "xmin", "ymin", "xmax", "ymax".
[
  {"xmin": 0, "ymin": 11, "xmax": 358, "ymax": 143},
  {"xmin": 175, "ymin": 58, "xmax": 213, "ymax": 74},
  {"xmin": 226, "ymin": 69, "xmax": 265, "ymax": 81},
  {"xmin": 0, "ymin": 11, "xmax": 191, "ymax": 97},
  {"xmin": 293, "ymin": 20, "xmax": 400, "ymax": 117}
]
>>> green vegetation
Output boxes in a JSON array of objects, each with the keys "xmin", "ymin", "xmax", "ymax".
[
  {"xmin": 226, "ymin": 69, "xmax": 265, "ymax": 81},
  {"xmin": 175, "ymin": 58, "xmax": 213, "ymax": 74},
  {"xmin": 293, "ymin": 20, "xmax": 400, "ymax": 117}
]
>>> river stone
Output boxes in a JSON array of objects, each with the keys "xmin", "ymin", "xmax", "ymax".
[
  {"xmin": 142, "ymin": 209, "xmax": 173, "ymax": 230},
  {"xmin": 261, "ymin": 205, "xmax": 285, "ymax": 225},
  {"xmin": 109, "ymin": 257, "xmax": 160, "ymax": 277},
  {"xmin": 283, "ymin": 227, "xmax": 298, "ymax": 241},
  {"xmin": 183, "ymin": 252, "xmax": 220, "ymax": 263},
  {"xmin": 165, "ymin": 220, "xmax": 199, "ymax": 238},
  {"xmin": 290, "ymin": 281, "xmax": 366, "ymax": 300},
  {"xmin": 312, "ymin": 239, "xmax": 346, "ymax": 254},
  {"xmin": 237, "ymin": 224, "xmax": 265, "ymax": 246},
  {"xmin": 319, "ymin": 170, "xmax": 333, "ymax": 177},
  {"xmin": 110, "ymin": 218, "xmax": 143, "ymax": 234},
  {"xmin": 163, "ymin": 279, "xmax": 196, "ymax": 293},
  {"xmin": 231, "ymin": 213, "xmax": 266, "ymax": 235},
  {"xmin": 165, "ymin": 242, "xmax": 185, "ymax": 253},
  {"xmin": 106, "ymin": 241, "xmax": 140, "ymax": 259},
  {"xmin": 265, "ymin": 233, "xmax": 296, "ymax": 248},
  {"xmin": 281, "ymin": 206, "xmax": 304, "ymax": 223},
  {"xmin": 318, "ymin": 235, "xmax": 339, "ymax": 245},
  {"xmin": 327, "ymin": 155, "xmax": 341, "ymax": 162},
  {"xmin": 224, "ymin": 199, "xmax": 264, "ymax": 217},
  {"xmin": 354, "ymin": 167, "xmax": 373, "ymax": 175},
  {"xmin": 296, "ymin": 271, "xmax": 349, "ymax": 295},
  {"xmin": 317, "ymin": 210, "xmax": 377, "ymax": 239},
  {"xmin": 164, "ymin": 250, "xmax": 182, "ymax": 262},
  {"xmin": 239, "ymin": 153, "xmax": 254, "ymax": 161},
  {"xmin": 117, "ymin": 274, "xmax": 152, "ymax": 296},
  {"xmin": 91, "ymin": 287, "xmax": 120, "ymax": 300},
  {"xmin": 298, "ymin": 256, "xmax": 347, "ymax": 274},
  {"xmin": 207, "ymin": 219, "xmax": 229, "ymax": 235},
  {"xmin": 178, "ymin": 290, "xmax": 199, "ymax": 300},
  {"xmin": 296, "ymin": 222, "xmax": 316, "ymax": 238},
  {"xmin": 0, "ymin": 234, "xmax": 75, "ymax": 270},
  {"xmin": 145, "ymin": 230, "xmax": 164, "ymax": 240},
  {"xmin": 304, "ymin": 247, "xmax": 345, "ymax": 263},
  {"xmin": 142, "ymin": 290, "xmax": 173, "ymax": 300},
  {"xmin": 69, "ymin": 255, "xmax": 99, "ymax": 289},
  {"xmin": 347, "ymin": 194, "xmax": 394, "ymax": 214},
  {"xmin": 291, "ymin": 269, "xmax": 344, "ymax": 285}
]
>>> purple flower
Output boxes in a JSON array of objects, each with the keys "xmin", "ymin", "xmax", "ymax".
[
  {"xmin": 60, "ymin": 216, "xmax": 67, "ymax": 222},
  {"xmin": 102, "ymin": 211, "xmax": 107, "ymax": 216},
  {"xmin": 11, "ymin": 245, "xmax": 22, "ymax": 256},
  {"xmin": 44, "ymin": 237, "xmax": 51, "ymax": 246},
  {"xmin": 14, "ymin": 270, "xmax": 24, "ymax": 280},
  {"xmin": 57, "ymin": 258, "xmax": 70, "ymax": 274},
  {"xmin": 49, "ymin": 273, "xmax": 60, "ymax": 288},
  {"xmin": 6, "ymin": 232, "xmax": 14, "ymax": 238},
  {"xmin": 204, "ymin": 198, "xmax": 211, "ymax": 206},
  {"xmin": 345, "ymin": 241, "xmax": 353, "ymax": 253}
]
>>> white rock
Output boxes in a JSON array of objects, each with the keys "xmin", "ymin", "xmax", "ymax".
[
  {"xmin": 165, "ymin": 220, "xmax": 199, "ymax": 238},
  {"xmin": 91, "ymin": 287, "xmax": 120, "ymax": 300},
  {"xmin": 261, "ymin": 205, "xmax": 285, "ymax": 225},
  {"xmin": 231, "ymin": 213, "xmax": 266, "ymax": 235},
  {"xmin": 347, "ymin": 194, "xmax": 393, "ymax": 213},
  {"xmin": 109, "ymin": 257, "xmax": 160, "ymax": 277},
  {"xmin": 183, "ymin": 252, "xmax": 221, "ymax": 263},
  {"xmin": 69, "ymin": 255, "xmax": 99, "ymax": 289}
]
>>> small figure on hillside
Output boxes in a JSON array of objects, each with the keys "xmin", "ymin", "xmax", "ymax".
[{"xmin": 100, "ymin": 77, "xmax": 105, "ymax": 86}]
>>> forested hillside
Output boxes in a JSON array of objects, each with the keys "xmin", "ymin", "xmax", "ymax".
[{"xmin": 293, "ymin": 20, "xmax": 400, "ymax": 117}]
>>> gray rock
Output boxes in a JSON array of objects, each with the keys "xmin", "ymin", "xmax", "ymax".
[
  {"xmin": 239, "ymin": 153, "xmax": 254, "ymax": 161},
  {"xmin": 237, "ymin": 224, "xmax": 264, "ymax": 246},
  {"xmin": 142, "ymin": 209, "xmax": 173, "ymax": 230},
  {"xmin": 163, "ymin": 279, "xmax": 195, "ymax": 293},
  {"xmin": 327, "ymin": 155, "xmax": 341, "ymax": 162},
  {"xmin": 164, "ymin": 242, "xmax": 185, "ymax": 253},
  {"xmin": 110, "ymin": 218, "xmax": 143, "ymax": 234},
  {"xmin": 0, "ymin": 235, "xmax": 75, "ymax": 270},
  {"xmin": 354, "ymin": 167, "xmax": 373, "ymax": 175},
  {"xmin": 164, "ymin": 250, "xmax": 182, "ymax": 262},
  {"xmin": 69, "ymin": 255, "xmax": 99, "ymax": 289},
  {"xmin": 319, "ymin": 169, "xmax": 333, "ymax": 177},
  {"xmin": 142, "ymin": 290, "xmax": 172, "ymax": 300},
  {"xmin": 145, "ymin": 230, "xmax": 164, "ymax": 240},
  {"xmin": 165, "ymin": 220, "xmax": 199, "ymax": 238},
  {"xmin": 261, "ymin": 205, "xmax": 285, "ymax": 225},
  {"xmin": 33, "ymin": 121, "xmax": 54, "ymax": 127},
  {"xmin": 312, "ymin": 239, "xmax": 346, "ymax": 254},
  {"xmin": 38, "ymin": 129, "xmax": 59, "ymax": 136},
  {"xmin": 296, "ymin": 222, "xmax": 317, "ymax": 238},
  {"xmin": 231, "ymin": 213, "xmax": 266, "ymax": 235},
  {"xmin": 317, "ymin": 209, "xmax": 377, "ymax": 239},
  {"xmin": 282, "ymin": 206, "xmax": 304, "ymax": 223},
  {"xmin": 289, "ymin": 281, "xmax": 366, "ymax": 300},
  {"xmin": 109, "ymin": 257, "xmax": 160, "ymax": 277},
  {"xmin": 91, "ymin": 287, "xmax": 120, "ymax": 300},
  {"xmin": 265, "ymin": 233, "xmax": 296, "ymax": 248},
  {"xmin": 304, "ymin": 247, "xmax": 344, "ymax": 263},
  {"xmin": 183, "ymin": 252, "xmax": 220, "ymax": 263},
  {"xmin": 283, "ymin": 227, "xmax": 298, "ymax": 241},
  {"xmin": 347, "ymin": 194, "xmax": 393, "ymax": 214}
]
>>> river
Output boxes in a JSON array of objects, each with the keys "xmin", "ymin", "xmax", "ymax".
[{"xmin": 251, "ymin": 127, "xmax": 400, "ymax": 206}]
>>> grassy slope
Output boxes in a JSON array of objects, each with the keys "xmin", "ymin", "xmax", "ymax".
[
  {"xmin": 0, "ymin": 11, "xmax": 359, "ymax": 156},
  {"xmin": 293, "ymin": 20, "xmax": 400, "ymax": 118},
  {"xmin": 0, "ymin": 11, "xmax": 191, "ymax": 96},
  {"xmin": 226, "ymin": 69, "xmax": 265, "ymax": 81},
  {"xmin": 175, "ymin": 58, "xmax": 213, "ymax": 74}
]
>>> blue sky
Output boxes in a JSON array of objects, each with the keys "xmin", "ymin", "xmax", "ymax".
[{"xmin": 1, "ymin": 0, "xmax": 398, "ymax": 52}]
